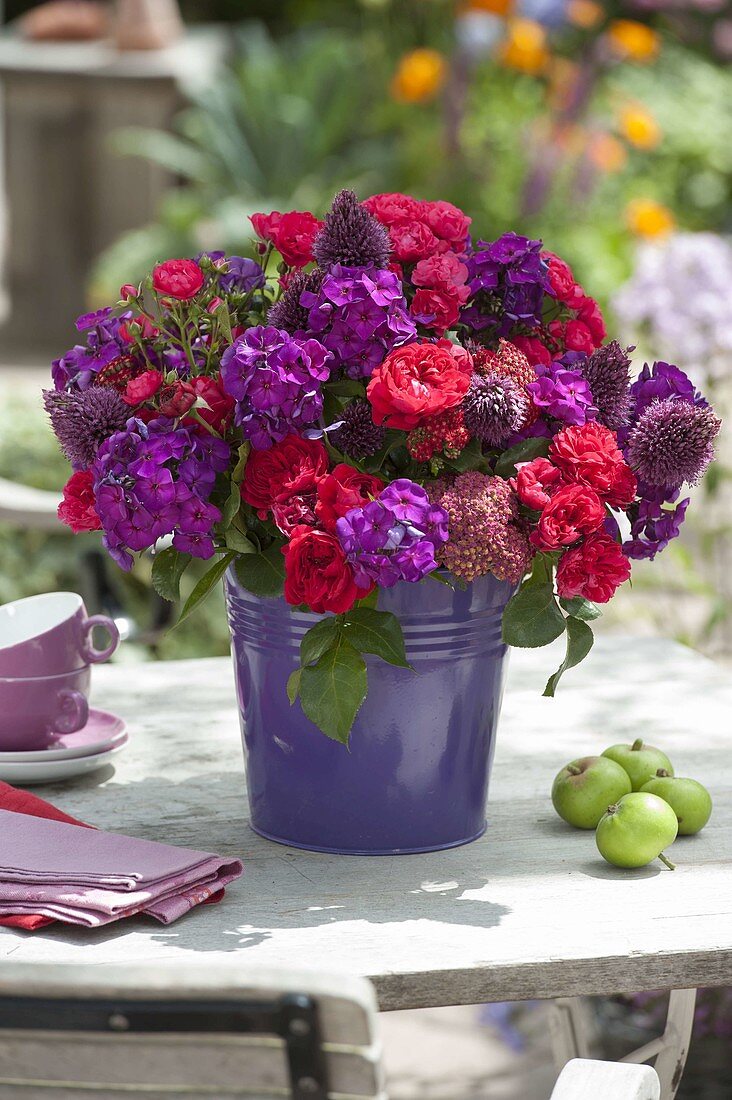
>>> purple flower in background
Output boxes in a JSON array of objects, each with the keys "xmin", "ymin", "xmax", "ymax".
[
  {"xmin": 336, "ymin": 479, "xmax": 448, "ymax": 588},
  {"xmin": 626, "ymin": 398, "xmax": 721, "ymax": 489},
  {"xmin": 462, "ymin": 233, "xmax": 550, "ymax": 336},
  {"xmin": 91, "ymin": 417, "xmax": 229, "ymax": 569},
  {"xmin": 300, "ymin": 265, "xmax": 416, "ymax": 379},
  {"xmin": 219, "ymin": 256, "xmax": 266, "ymax": 294},
  {"xmin": 623, "ymin": 495, "xmax": 690, "ymax": 560},
  {"xmin": 526, "ymin": 362, "xmax": 596, "ymax": 425},
  {"xmin": 220, "ymin": 326, "xmax": 332, "ymax": 449},
  {"xmin": 43, "ymin": 386, "xmax": 129, "ymax": 469}
]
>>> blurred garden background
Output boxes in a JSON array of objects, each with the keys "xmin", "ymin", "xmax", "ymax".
[{"xmin": 0, "ymin": 1, "xmax": 730, "ymax": 1094}]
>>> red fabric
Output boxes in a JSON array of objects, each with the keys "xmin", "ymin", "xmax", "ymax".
[{"xmin": 0, "ymin": 783, "xmax": 223, "ymax": 932}]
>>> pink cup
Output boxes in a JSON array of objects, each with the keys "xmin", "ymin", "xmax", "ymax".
[
  {"xmin": 0, "ymin": 592, "xmax": 119, "ymax": 677},
  {"xmin": 0, "ymin": 667, "xmax": 91, "ymax": 751}
]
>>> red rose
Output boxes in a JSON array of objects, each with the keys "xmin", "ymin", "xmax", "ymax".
[
  {"xmin": 435, "ymin": 338, "xmax": 473, "ymax": 373},
  {"xmin": 363, "ymin": 192, "xmax": 424, "ymax": 226},
  {"xmin": 122, "ymin": 369, "xmax": 163, "ymax": 407},
  {"xmin": 575, "ymin": 296, "xmax": 606, "ymax": 347},
  {"xmin": 514, "ymin": 457, "xmax": 563, "ymax": 510},
  {"xmin": 410, "ymin": 286, "xmax": 467, "ymax": 334},
  {"xmin": 530, "ymin": 483, "xmax": 605, "ymax": 551},
  {"xmin": 549, "ymin": 423, "xmax": 636, "ymax": 507},
  {"xmin": 315, "ymin": 465, "xmax": 385, "ymax": 533},
  {"xmin": 241, "ymin": 435, "xmax": 329, "ymax": 514},
  {"xmin": 556, "ymin": 532, "xmax": 631, "ymax": 604},
  {"xmin": 367, "ymin": 340, "xmax": 471, "ymax": 431},
  {"xmin": 118, "ymin": 314, "xmax": 158, "ymax": 344},
  {"xmin": 388, "ymin": 220, "xmax": 441, "ymax": 264},
  {"xmin": 412, "ymin": 251, "xmax": 469, "ymax": 290},
  {"xmin": 282, "ymin": 527, "xmax": 363, "ymax": 614},
  {"xmin": 512, "ymin": 334, "xmax": 552, "ymax": 368},
  {"xmin": 188, "ymin": 375, "xmax": 235, "ymax": 433},
  {"xmin": 563, "ymin": 320, "xmax": 595, "ymax": 355},
  {"xmin": 272, "ymin": 494, "xmax": 318, "ymax": 535},
  {"xmin": 159, "ymin": 380, "xmax": 196, "ymax": 418},
  {"xmin": 423, "ymin": 200, "xmax": 471, "ymax": 247},
  {"xmin": 250, "ymin": 210, "xmax": 322, "ymax": 268},
  {"xmin": 58, "ymin": 471, "xmax": 101, "ymax": 533},
  {"xmin": 542, "ymin": 251, "xmax": 576, "ymax": 302},
  {"xmin": 152, "ymin": 259, "xmax": 204, "ymax": 301}
]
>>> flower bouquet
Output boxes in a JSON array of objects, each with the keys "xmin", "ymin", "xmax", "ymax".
[{"xmin": 46, "ymin": 190, "xmax": 720, "ymax": 852}]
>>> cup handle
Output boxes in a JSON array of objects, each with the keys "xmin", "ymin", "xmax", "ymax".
[
  {"xmin": 81, "ymin": 615, "xmax": 120, "ymax": 663},
  {"xmin": 54, "ymin": 689, "xmax": 89, "ymax": 735}
]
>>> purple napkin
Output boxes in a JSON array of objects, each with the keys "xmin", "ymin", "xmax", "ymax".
[{"xmin": 0, "ymin": 809, "xmax": 243, "ymax": 927}]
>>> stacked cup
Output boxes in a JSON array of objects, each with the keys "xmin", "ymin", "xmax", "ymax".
[{"xmin": 0, "ymin": 593, "xmax": 120, "ymax": 753}]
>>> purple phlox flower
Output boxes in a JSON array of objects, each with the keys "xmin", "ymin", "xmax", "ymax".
[
  {"xmin": 43, "ymin": 386, "xmax": 129, "ymax": 469},
  {"xmin": 75, "ymin": 307, "xmax": 113, "ymax": 333},
  {"xmin": 52, "ymin": 312, "xmax": 132, "ymax": 391},
  {"xmin": 623, "ymin": 495, "xmax": 690, "ymax": 560},
  {"xmin": 629, "ymin": 361, "xmax": 708, "ymax": 420},
  {"xmin": 462, "ymin": 233, "xmax": 550, "ymax": 337},
  {"xmin": 582, "ymin": 341, "xmax": 632, "ymax": 430},
  {"xmin": 220, "ymin": 326, "xmax": 332, "ymax": 449},
  {"xmin": 462, "ymin": 371, "xmax": 528, "ymax": 447},
  {"xmin": 336, "ymin": 479, "xmax": 448, "ymax": 589},
  {"xmin": 625, "ymin": 397, "xmax": 721, "ymax": 490},
  {"xmin": 526, "ymin": 362, "xmax": 597, "ymax": 426},
  {"xmin": 330, "ymin": 399, "xmax": 386, "ymax": 459},
  {"xmin": 219, "ymin": 256, "xmax": 266, "ymax": 294},
  {"xmin": 312, "ymin": 189, "xmax": 391, "ymax": 270},
  {"xmin": 267, "ymin": 270, "xmax": 323, "ymax": 334},
  {"xmin": 300, "ymin": 265, "xmax": 416, "ymax": 379},
  {"xmin": 91, "ymin": 416, "xmax": 227, "ymax": 569},
  {"xmin": 506, "ymin": 415, "xmax": 552, "ymax": 447}
]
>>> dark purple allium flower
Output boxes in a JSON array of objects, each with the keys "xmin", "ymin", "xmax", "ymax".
[
  {"xmin": 301, "ymin": 264, "xmax": 416, "ymax": 379},
  {"xmin": 526, "ymin": 362, "xmax": 597, "ymax": 426},
  {"xmin": 43, "ymin": 387, "xmax": 129, "ymax": 469},
  {"xmin": 336, "ymin": 479, "xmax": 448, "ymax": 588},
  {"xmin": 220, "ymin": 325, "xmax": 332, "ymax": 450},
  {"xmin": 623, "ymin": 495, "xmax": 690, "ymax": 560},
  {"xmin": 626, "ymin": 398, "xmax": 721, "ymax": 489},
  {"xmin": 313, "ymin": 189, "xmax": 391, "ymax": 270},
  {"xmin": 92, "ymin": 416, "xmax": 229, "ymax": 570},
  {"xmin": 330, "ymin": 399, "xmax": 386, "ymax": 459},
  {"xmin": 219, "ymin": 256, "xmax": 266, "ymax": 294},
  {"xmin": 629, "ymin": 360, "xmax": 707, "ymax": 419},
  {"xmin": 267, "ymin": 270, "xmax": 323, "ymax": 334},
  {"xmin": 462, "ymin": 372, "xmax": 528, "ymax": 447},
  {"xmin": 462, "ymin": 232, "xmax": 550, "ymax": 336},
  {"xmin": 582, "ymin": 341, "xmax": 632, "ymax": 430}
]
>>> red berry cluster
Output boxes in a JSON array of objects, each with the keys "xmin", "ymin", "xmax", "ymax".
[{"xmin": 407, "ymin": 406, "xmax": 470, "ymax": 463}]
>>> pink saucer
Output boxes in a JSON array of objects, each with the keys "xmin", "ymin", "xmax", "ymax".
[{"xmin": 0, "ymin": 709, "xmax": 127, "ymax": 763}]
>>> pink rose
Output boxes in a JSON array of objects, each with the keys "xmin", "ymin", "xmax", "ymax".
[
  {"xmin": 530, "ymin": 483, "xmax": 606, "ymax": 551},
  {"xmin": 563, "ymin": 320, "xmax": 596, "ymax": 355},
  {"xmin": 58, "ymin": 471, "xmax": 101, "ymax": 533},
  {"xmin": 388, "ymin": 220, "xmax": 441, "ymax": 264},
  {"xmin": 412, "ymin": 251, "xmax": 469, "ymax": 289},
  {"xmin": 152, "ymin": 259, "xmax": 204, "ymax": 300},
  {"xmin": 557, "ymin": 532, "xmax": 631, "ymax": 604},
  {"xmin": 514, "ymin": 457, "xmax": 563, "ymax": 510},
  {"xmin": 363, "ymin": 191, "xmax": 424, "ymax": 226},
  {"xmin": 423, "ymin": 200, "xmax": 471, "ymax": 247},
  {"xmin": 410, "ymin": 285, "xmax": 468, "ymax": 334}
]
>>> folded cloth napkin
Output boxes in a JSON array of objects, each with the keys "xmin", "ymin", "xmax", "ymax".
[{"xmin": 0, "ymin": 803, "xmax": 243, "ymax": 929}]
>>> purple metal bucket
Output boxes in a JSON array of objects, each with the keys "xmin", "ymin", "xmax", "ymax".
[{"xmin": 225, "ymin": 567, "xmax": 514, "ymax": 855}]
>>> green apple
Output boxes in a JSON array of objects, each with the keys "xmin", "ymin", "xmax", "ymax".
[
  {"xmin": 596, "ymin": 792, "xmax": 678, "ymax": 869},
  {"xmin": 552, "ymin": 756, "xmax": 632, "ymax": 829},
  {"xmin": 602, "ymin": 739, "xmax": 674, "ymax": 791},
  {"xmin": 641, "ymin": 771, "xmax": 713, "ymax": 836}
]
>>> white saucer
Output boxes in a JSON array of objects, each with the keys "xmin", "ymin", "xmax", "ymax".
[
  {"xmin": 0, "ymin": 734, "xmax": 128, "ymax": 785},
  {"xmin": 0, "ymin": 710, "xmax": 126, "ymax": 763}
]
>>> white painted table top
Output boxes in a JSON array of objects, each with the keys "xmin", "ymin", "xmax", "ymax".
[{"xmin": 1, "ymin": 636, "xmax": 730, "ymax": 1011}]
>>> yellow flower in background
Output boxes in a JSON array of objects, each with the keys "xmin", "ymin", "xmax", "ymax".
[
  {"xmin": 567, "ymin": 0, "xmax": 603, "ymax": 29},
  {"xmin": 499, "ymin": 19, "xmax": 549, "ymax": 75},
  {"xmin": 626, "ymin": 199, "xmax": 675, "ymax": 238},
  {"xmin": 618, "ymin": 103, "xmax": 661, "ymax": 149},
  {"xmin": 391, "ymin": 48, "xmax": 447, "ymax": 103},
  {"xmin": 462, "ymin": 0, "xmax": 513, "ymax": 15},
  {"xmin": 589, "ymin": 134, "xmax": 627, "ymax": 174},
  {"xmin": 608, "ymin": 20, "xmax": 660, "ymax": 62}
]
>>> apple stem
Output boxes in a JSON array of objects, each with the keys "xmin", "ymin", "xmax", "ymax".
[
  {"xmin": 606, "ymin": 804, "xmax": 619, "ymax": 816},
  {"xmin": 658, "ymin": 852, "xmax": 676, "ymax": 871},
  {"xmin": 631, "ymin": 738, "xmax": 644, "ymax": 752},
  {"xmin": 656, "ymin": 769, "xmax": 671, "ymax": 778},
  {"xmin": 567, "ymin": 765, "xmax": 582, "ymax": 776}
]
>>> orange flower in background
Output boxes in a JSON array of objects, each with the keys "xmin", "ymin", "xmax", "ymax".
[
  {"xmin": 391, "ymin": 49, "xmax": 447, "ymax": 103},
  {"xmin": 462, "ymin": 0, "xmax": 513, "ymax": 14},
  {"xmin": 499, "ymin": 19, "xmax": 549, "ymax": 75},
  {"xmin": 567, "ymin": 0, "xmax": 603, "ymax": 29},
  {"xmin": 618, "ymin": 103, "xmax": 661, "ymax": 149},
  {"xmin": 589, "ymin": 134, "xmax": 627, "ymax": 174},
  {"xmin": 547, "ymin": 57, "xmax": 580, "ymax": 110},
  {"xmin": 608, "ymin": 20, "xmax": 660, "ymax": 62},
  {"xmin": 626, "ymin": 199, "xmax": 675, "ymax": 238}
]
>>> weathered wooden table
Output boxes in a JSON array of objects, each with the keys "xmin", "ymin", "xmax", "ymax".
[{"xmin": 1, "ymin": 636, "xmax": 730, "ymax": 1092}]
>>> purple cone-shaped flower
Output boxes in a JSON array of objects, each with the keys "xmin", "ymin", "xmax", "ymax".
[
  {"xmin": 462, "ymin": 372, "xmax": 528, "ymax": 447},
  {"xmin": 330, "ymin": 399, "xmax": 386, "ymax": 459},
  {"xmin": 626, "ymin": 398, "xmax": 721, "ymax": 489},
  {"xmin": 583, "ymin": 341, "xmax": 632, "ymax": 430},
  {"xmin": 43, "ymin": 386, "xmax": 129, "ymax": 469},
  {"xmin": 267, "ymin": 270, "xmax": 323, "ymax": 334},
  {"xmin": 313, "ymin": 190, "xmax": 391, "ymax": 270}
]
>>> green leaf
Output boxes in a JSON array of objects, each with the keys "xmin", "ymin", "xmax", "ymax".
[
  {"xmin": 286, "ymin": 668, "xmax": 301, "ymax": 705},
  {"xmin": 502, "ymin": 580, "xmax": 566, "ymax": 648},
  {"xmin": 151, "ymin": 547, "xmax": 191, "ymax": 603},
  {"xmin": 220, "ymin": 484, "xmax": 241, "ymax": 529},
  {"xmin": 559, "ymin": 596, "xmax": 602, "ymax": 622},
  {"xmin": 216, "ymin": 301, "xmax": 233, "ymax": 345},
  {"xmin": 178, "ymin": 552, "xmax": 235, "ymax": 625},
  {"xmin": 234, "ymin": 544, "xmax": 285, "ymax": 598},
  {"xmin": 299, "ymin": 636, "xmax": 368, "ymax": 745},
  {"xmin": 231, "ymin": 442, "xmax": 251, "ymax": 484},
  {"xmin": 224, "ymin": 526, "xmax": 257, "ymax": 553},
  {"xmin": 342, "ymin": 607, "xmax": 411, "ymax": 669},
  {"xmin": 443, "ymin": 437, "xmax": 489, "ymax": 474},
  {"xmin": 327, "ymin": 379, "xmax": 366, "ymax": 398},
  {"xmin": 300, "ymin": 616, "xmax": 340, "ymax": 666},
  {"xmin": 543, "ymin": 616, "xmax": 595, "ymax": 697},
  {"xmin": 494, "ymin": 437, "xmax": 551, "ymax": 479}
]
